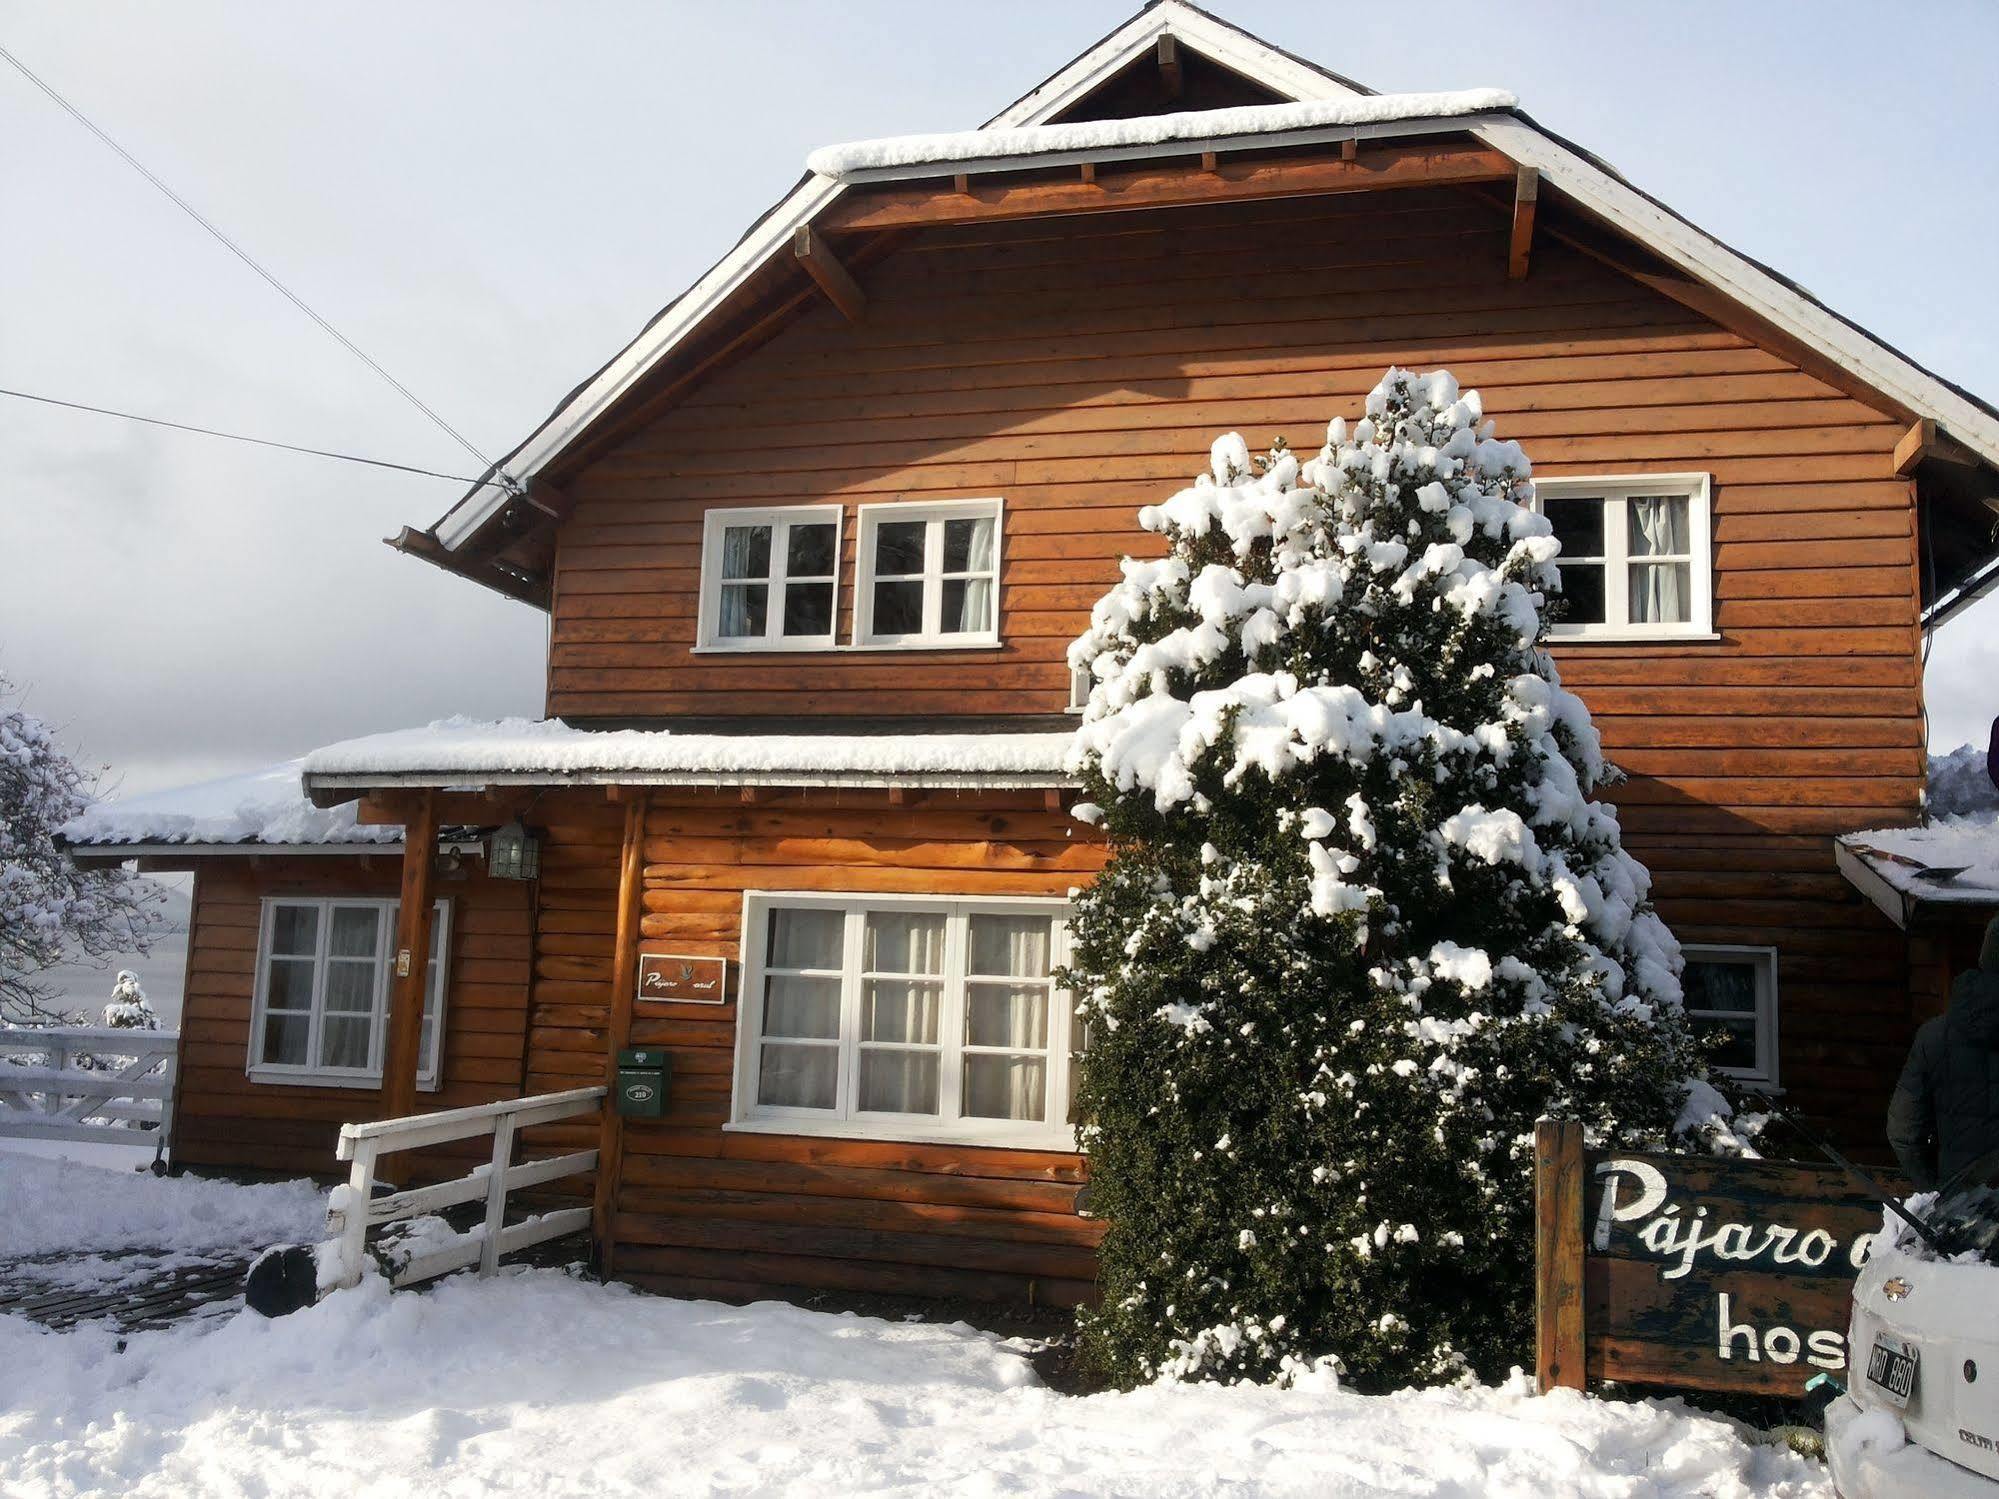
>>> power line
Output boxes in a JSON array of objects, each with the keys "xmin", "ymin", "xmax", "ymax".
[
  {"xmin": 0, "ymin": 387, "xmax": 502, "ymax": 486},
  {"xmin": 0, "ymin": 40, "xmax": 513, "ymax": 489}
]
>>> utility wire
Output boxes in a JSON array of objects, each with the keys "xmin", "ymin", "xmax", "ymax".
[
  {"xmin": 0, "ymin": 387, "xmax": 502, "ymax": 486},
  {"xmin": 0, "ymin": 40, "xmax": 513, "ymax": 489}
]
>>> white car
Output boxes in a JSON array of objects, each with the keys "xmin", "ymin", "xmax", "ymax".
[{"xmin": 1827, "ymin": 1189, "xmax": 1999, "ymax": 1499}]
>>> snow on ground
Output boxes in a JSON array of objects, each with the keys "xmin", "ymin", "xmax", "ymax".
[
  {"xmin": 0, "ymin": 1266, "xmax": 1830, "ymax": 1499},
  {"xmin": 0, "ymin": 1150, "xmax": 322, "ymax": 1297}
]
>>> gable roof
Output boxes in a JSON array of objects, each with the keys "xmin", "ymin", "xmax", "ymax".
[{"xmin": 421, "ymin": 0, "xmax": 1999, "ymax": 574}]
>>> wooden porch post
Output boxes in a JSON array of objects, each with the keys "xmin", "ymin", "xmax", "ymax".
[
  {"xmin": 1533, "ymin": 1117, "xmax": 1588, "ymax": 1392},
  {"xmin": 593, "ymin": 790, "xmax": 649, "ymax": 1276},
  {"xmin": 382, "ymin": 789, "xmax": 440, "ymax": 1119}
]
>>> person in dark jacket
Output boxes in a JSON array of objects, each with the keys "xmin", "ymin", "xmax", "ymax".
[{"xmin": 1887, "ymin": 914, "xmax": 1999, "ymax": 1190}]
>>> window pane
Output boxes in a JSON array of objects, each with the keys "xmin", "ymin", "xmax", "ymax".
[
  {"xmin": 1545, "ymin": 497, "xmax": 1604, "ymax": 559},
  {"xmin": 786, "ymin": 522, "xmax": 835, "ymax": 577},
  {"xmin": 764, "ymin": 974, "xmax": 841, "ymax": 1039},
  {"xmin": 270, "ymin": 905, "xmax": 319, "ymax": 958},
  {"xmin": 758, "ymin": 1043, "xmax": 837, "ymax": 1109},
  {"xmin": 864, "ymin": 911, "xmax": 946, "ymax": 974},
  {"xmin": 874, "ymin": 520, "xmax": 926, "ymax": 575},
  {"xmin": 964, "ymin": 1054, "xmax": 1046, "ymax": 1121},
  {"xmin": 262, "ymin": 1012, "xmax": 309, "ymax": 1066},
  {"xmin": 872, "ymin": 579, "xmax": 923, "ymax": 635},
  {"xmin": 328, "ymin": 906, "xmax": 379, "ymax": 959},
  {"xmin": 1699, "ymin": 1015, "xmax": 1759, "ymax": 1073},
  {"xmin": 1629, "ymin": 562, "xmax": 1692, "ymax": 624},
  {"xmin": 1628, "ymin": 495, "xmax": 1690, "ymax": 556},
  {"xmin": 858, "ymin": 1050, "xmax": 939, "ymax": 1114},
  {"xmin": 767, "ymin": 907, "xmax": 845, "ymax": 970},
  {"xmin": 265, "ymin": 957, "xmax": 316, "ymax": 1011},
  {"xmin": 1557, "ymin": 562, "xmax": 1606, "ymax": 624},
  {"xmin": 721, "ymin": 524, "xmax": 772, "ymax": 580},
  {"xmin": 718, "ymin": 583, "xmax": 768, "ymax": 638},
  {"xmin": 967, "ymin": 983, "xmax": 1048, "ymax": 1049},
  {"xmin": 320, "ymin": 1015, "xmax": 372, "ymax": 1070},
  {"xmin": 943, "ymin": 515, "xmax": 995, "ymax": 574},
  {"xmin": 968, "ymin": 915, "xmax": 1051, "ymax": 978},
  {"xmin": 862, "ymin": 980, "xmax": 942, "ymax": 1044},
  {"xmin": 1685, "ymin": 959, "xmax": 1758, "ymax": 1014},
  {"xmin": 782, "ymin": 581, "xmax": 833, "ymax": 637},
  {"xmin": 419, "ymin": 1016, "xmax": 438, "ymax": 1078},
  {"xmin": 323, "ymin": 961, "xmax": 375, "ymax": 1015},
  {"xmin": 939, "ymin": 578, "xmax": 994, "ymax": 634}
]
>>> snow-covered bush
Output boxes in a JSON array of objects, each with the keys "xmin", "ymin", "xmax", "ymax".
[
  {"xmin": 1064, "ymin": 368, "xmax": 1711, "ymax": 1391},
  {"xmin": 0, "ymin": 676, "xmax": 163, "ymax": 1024},
  {"xmin": 103, "ymin": 969, "xmax": 160, "ymax": 1030}
]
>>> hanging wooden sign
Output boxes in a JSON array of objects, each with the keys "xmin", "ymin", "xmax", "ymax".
[
  {"xmin": 1534, "ymin": 1119, "xmax": 1893, "ymax": 1398},
  {"xmin": 637, "ymin": 953, "xmax": 728, "ymax": 1005}
]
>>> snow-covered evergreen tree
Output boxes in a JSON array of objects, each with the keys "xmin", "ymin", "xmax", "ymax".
[
  {"xmin": 103, "ymin": 970, "xmax": 160, "ymax": 1030},
  {"xmin": 1064, "ymin": 368, "xmax": 1712, "ymax": 1391},
  {"xmin": 0, "ymin": 677, "xmax": 163, "ymax": 1024}
]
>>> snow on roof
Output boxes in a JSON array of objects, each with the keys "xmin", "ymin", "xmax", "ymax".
[
  {"xmin": 300, "ymin": 717, "xmax": 1077, "ymax": 791},
  {"xmin": 804, "ymin": 90, "xmax": 1517, "ymax": 179},
  {"xmin": 60, "ymin": 759, "xmax": 399, "ymax": 849},
  {"xmin": 1836, "ymin": 745, "xmax": 1999, "ymax": 918}
]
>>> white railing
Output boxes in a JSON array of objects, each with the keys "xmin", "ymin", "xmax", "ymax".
[
  {"xmin": 323, "ymin": 1086, "xmax": 605, "ymax": 1291},
  {"xmin": 0, "ymin": 1026, "xmax": 178, "ymax": 1161}
]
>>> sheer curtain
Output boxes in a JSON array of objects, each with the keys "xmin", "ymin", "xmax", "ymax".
[
  {"xmin": 953, "ymin": 517, "xmax": 997, "ymax": 633},
  {"xmin": 859, "ymin": 913, "xmax": 944, "ymax": 1114},
  {"xmin": 1628, "ymin": 496, "xmax": 1690, "ymax": 624},
  {"xmin": 719, "ymin": 525, "xmax": 768, "ymax": 637},
  {"xmin": 964, "ymin": 916, "xmax": 1050, "ymax": 1121}
]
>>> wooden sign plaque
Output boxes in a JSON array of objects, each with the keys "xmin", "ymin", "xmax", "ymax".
[{"xmin": 637, "ymin": 953, "xmax": 728, "ymax": 1005}]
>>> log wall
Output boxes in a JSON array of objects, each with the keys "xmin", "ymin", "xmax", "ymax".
[{"xmin": 172, "ymin": 855, "xmax": 534, "ymax": 1179}]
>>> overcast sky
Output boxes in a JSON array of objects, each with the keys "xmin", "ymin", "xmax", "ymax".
[{"xmin": 4, "ymin": 0, "xmax": 1996, "ymax": 801}]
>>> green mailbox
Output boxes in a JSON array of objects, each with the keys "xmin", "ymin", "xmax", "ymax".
[{"xmin": 615, "ymin": 1047, "xmax": 670, "ymax": 1118}]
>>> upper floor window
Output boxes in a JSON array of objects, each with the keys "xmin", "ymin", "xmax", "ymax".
[
  {"xmin": 697, "ymin": 505, "xmax": 841, "ymax": 651},
  {"xmin": 854, "ymin": 499, "xmax": 1002, "ymax": 647},
  {"xmin": 1681, "ymin": 943, "xmax": 1778, "ymax": 1088},
  {"xmin": 249, "ymin": 897, "xmax": 449, "ymax": 1090},
  {"xmin": 1536, "ymin": 474, "xmax": 1713, "ymax": 641},
  {"xmin": 732, "ymin": 892, "xmax": 1078, "ymax": 1147}
]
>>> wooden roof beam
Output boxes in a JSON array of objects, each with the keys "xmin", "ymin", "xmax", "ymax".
[
  {"xmin": 1156, "ymin": 34, "xmax": 1183, "ymax": 101},
  {"xmin": 1508, "ymin": 165, "xmax": 1539, "ymax": 281},
  {"xmin": 793, "ymin": 224, "xmax": 866, "ymax": 324},
  {"xmin": 1895, "ymin": 418, "xmax": 1984, "ymax": 478},
  {"xmin": 818, "ymin": 142, "xmax": 1515, "ymax": 233}
]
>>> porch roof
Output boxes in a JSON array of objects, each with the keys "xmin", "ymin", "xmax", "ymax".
[
  {"xmin": 1834, "ymin": 747, "xmax": 1999, "ymax": 928},
  {"xmin": 299, "ymin": 717, "xmax": 1080, "ymax": 804}
]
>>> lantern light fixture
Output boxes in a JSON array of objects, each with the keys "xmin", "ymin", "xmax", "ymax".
[{"xmin": 488, "ymin": 819, "xmax": 541, "ymax": 881}]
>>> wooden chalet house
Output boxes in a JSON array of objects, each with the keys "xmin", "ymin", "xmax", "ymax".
[{"xmin": 65, "ymin": 2, "xmax": 1999, "ymax": 1309}]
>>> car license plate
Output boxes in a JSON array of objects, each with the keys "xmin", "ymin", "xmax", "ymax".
[{"xmin": 1866, "ymin": 1332, "xmax": 1918, "ymax": 1408}]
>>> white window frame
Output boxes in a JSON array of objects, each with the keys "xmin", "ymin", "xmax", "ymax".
[
  {"xmin": 1535, "ymin": 473, "xmax": 1714, "ymax": 642},
  {"xmin": 729, "ymin": 890, "xmax": 1077, "ymax": 1149},
  {"xmin": 246, "ymin": 897, "xmax": 450, "ymax": 1091},
  {"xmin": 694, "ymin": 504, "xmax": 843, "ymax": 651},
  {"xmin": 1682, "ymin": 942, "xmax": 1779, "ymax": 1089},
  {"xmin": 852, "ymin": 498, "xmax": 1004, "ymax": 648}
]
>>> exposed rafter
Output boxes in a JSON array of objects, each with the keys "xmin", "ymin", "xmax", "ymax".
[
  {"xmin": 1507, "ymin": 165, "xmax": 1538, "ymax": 281},
  {"xmin": 792, "ymin": 224, "xmax": 866, "ymax": 323}
]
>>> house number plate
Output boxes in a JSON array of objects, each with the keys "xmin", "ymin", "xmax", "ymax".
[{"xmin": 637, "ymin": 954, "xmax": 728, "ymax": 1005}]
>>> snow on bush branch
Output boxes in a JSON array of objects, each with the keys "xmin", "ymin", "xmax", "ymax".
[{"xmin": 1062, "ymin": 369, "xmax": 1732, "ymax": 1391}]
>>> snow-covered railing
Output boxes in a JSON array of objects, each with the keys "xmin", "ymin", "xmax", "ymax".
[
  {"xmin": 0, "ymin": 1026, "xmax": 178, "ymax": 1162},
  {"xmin": 322, "ymin": 1086, "xmax": 605, "ymax": 1291}
]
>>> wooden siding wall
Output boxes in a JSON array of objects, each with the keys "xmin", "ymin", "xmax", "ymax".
[
  {"xmin": 173, "ymin": 857, "xmax": 533, "ymax": 1179},
  {"xmin": 524, "ymin": 787, "xmax": 1107, "ymax": 1306},
  {"xmin": 544, "ymin": 185, "xmax": 1924, "ymax": 1144}
]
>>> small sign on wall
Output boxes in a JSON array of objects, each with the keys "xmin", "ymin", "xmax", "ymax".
[{"xmin": 637, "ymin": 953, "xmax": 728, "ymax": 1005}]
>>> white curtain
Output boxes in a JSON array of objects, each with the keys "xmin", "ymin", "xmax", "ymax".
[
  {"xmin": 758, "ymin": 908, "xmax": 845, "ymax": 1109},
  {"xmin": 952, "ymin": 517, "xmax": 997, "ymax": 633},
  {"xmin": 1628, "ymin": 496, "xmax": 1690, "ymax": 624},
  {"xmin": 719, "ymin": 525, "xmax": 768, "ymax": 637},
  {"xmin": 859, "ymin": 913, "xmax": 944, "ymax": 1113},
  {"xmin": 964, "ymin": 916, "xmax": 1050, "ymax": 1121}
]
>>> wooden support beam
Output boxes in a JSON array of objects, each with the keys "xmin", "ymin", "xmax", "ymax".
[
  {"xmin": 1199, "ymin": 150, "xmax": 1218, "ymax": 173},
  {"xmin": 1340, "ymin": 137, "xmax": 1357, "ymax": 162},
  {"xmin": 592, "ymin": 791, "xmax": 649, "ymax": 1279},
  {"xmin": 381, "ymin": 789, "xmax": 438, "ymax": 1120},
  {"xmin": 1079, "ymin": 161, "xmax": 1097, "ymax": 185},
  {"xmin": 1156, "ymin": 34, "xmax": 1182, "ymax": 100},
  {"xmin": 1043, "ymin": 789, "xmax": 1065, "ymax": 813},
  {"xmin": 952, "ymin": 172, "xmax": 970, "ymax": 196},
  {"xmin": 1533, "ymin": 1117, "xmax": 1588, "ymax": 1392},
  {"xmin": 792, "ymin": 224, "xmax": 866, "ymax": 324},
  {"xmin": 1508, "ymin": 165, "xmax": 1539, "ymax": 281},
  {"xmin": 821, "ymin": 144, "xmax": 1515, "ymax": 233},
  {"xmin": 739, "ymin": 786, "xmax": 763, "ymax": 804},
  {"xmin": 1894, "ymin": 417, "xmax": 1982, "ymax": 477}
]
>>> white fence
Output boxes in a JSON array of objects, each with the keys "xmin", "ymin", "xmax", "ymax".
[
  {"xmin": 0, "ymin": 1026, "xmax": 177, "ymax": 1160},
  {"xmin": 323, "ymin": 1086, "xmax": 605, "ymax": 1291}
]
